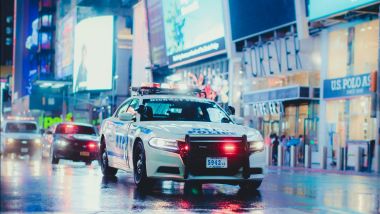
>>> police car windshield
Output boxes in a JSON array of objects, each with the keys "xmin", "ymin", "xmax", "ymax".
[
  {"xmin": 141, "ymin": 98, "xmax": 232, "ymax": 123},
  {"xmin": 5, "ymin": 122, "xmax": 38, "ymax": 133},
  {"xmin": 55, "ymin": 124, "xmax": 96, "ymax": 135}
]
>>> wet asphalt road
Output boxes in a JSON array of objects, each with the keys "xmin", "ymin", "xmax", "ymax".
[{"xmin": 1, "ymin": 157, "xmax": 380, "ymax": 213}]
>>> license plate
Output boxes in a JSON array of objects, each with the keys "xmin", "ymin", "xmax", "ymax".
[
  {"xmin": 21, "ymin": 141, "xmax": 27, "ymax": 144},
  {"xmin": 21, "ymin": 148, "xmax": 28, "ymax": 153},
  {"xmin": 80, "ymin": 151, "xmax": 90, "ymax": 157},
  {"xmin": 206, "ymin": 157, "xmax": 227, "ymax": 168}
]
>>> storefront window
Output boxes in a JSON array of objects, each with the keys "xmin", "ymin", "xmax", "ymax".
[
  {"xmin": 298, "ymin": 104, "xmax": 309, "ymax": 137},
  {"xmin": 328, "ymin": 29, "xmax": 348, "ymax": 78},
  {"xmin": 349, "ymin": 96, "xmax": 375, "ymax": 141},
  {"xmin": 325, "ymin": 19, "xmax": 379, "ymax": 149},
  {"xmin": 284, "ymin": 105, "xmax": 296, "ymax": 137},
  {"xmin": 353, "ymin": 20, "xmax": 379, "ymax": 75},
  {"xmin": 248, "ymin": 71, "xmax": 320, "ymax": 91},
  {"xmin": 326, "ymin": 100, "xmax": 346, "ymax": 148}
]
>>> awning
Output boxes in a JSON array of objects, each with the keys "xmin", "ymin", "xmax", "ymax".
[{"xmin": 243, "ymin": 86, "xmax": 320, "ymax": 104}]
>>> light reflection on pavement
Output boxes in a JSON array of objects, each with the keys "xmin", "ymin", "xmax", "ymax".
[{"xmin": 1, "ymin": 157, "xmax": 379, "ymax": 213}]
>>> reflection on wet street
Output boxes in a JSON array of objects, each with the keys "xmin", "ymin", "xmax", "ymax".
[{"xmin": 1, "ymin": 157, "xmax": 379, "ymax": 213}]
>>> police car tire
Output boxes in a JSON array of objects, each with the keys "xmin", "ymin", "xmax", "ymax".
[
  {"xmin": 239, "ymin": 180, "xmax": 262, "ymax": 190},
  {"xmin": 99, "ymin": 142, "xmax": 118, "ymax": 177},
  {"xmin": 133, "ymin": 141, "xmax": 151, "ymax": 189}
]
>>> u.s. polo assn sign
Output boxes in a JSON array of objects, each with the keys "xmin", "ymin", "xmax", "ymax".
[{"xmin": 323, "ymin": 73, "xmax": 371, "ymax": 99}]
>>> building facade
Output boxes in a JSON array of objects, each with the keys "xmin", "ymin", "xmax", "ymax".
[{"xmin": 228, "ymin": 0, "xmax": 380, "ymax": 170}]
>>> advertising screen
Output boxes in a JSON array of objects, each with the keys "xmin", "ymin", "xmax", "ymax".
[
  {"xmin": 162, "ymin": 0, "xmax": 225, "ymax": 65},
  {"xmin": 13, "ymin": 0, "xmax": 39, "ymax": 97},
  {"xmin": 147, "ymin": 0, "xmax": 168, "ymax": 66},
  {"xmin": 73, "ymin": 16, "xmax": 114, "ymax": 93},
  {"xmin": 56, "ymin": 10, "xmax": 75, "ymax": 79},
  {"xmin": 309, "ymin": 0, "xmax": 378, "ymax": 21},
  {"xmin": 229, "ymin": 0, "xmax": 295, "ymax": 42}
]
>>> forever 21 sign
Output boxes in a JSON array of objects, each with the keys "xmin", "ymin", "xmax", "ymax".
[{"xmin": 323, "ymin": 73, "xmax": 371, "ymax": 99}]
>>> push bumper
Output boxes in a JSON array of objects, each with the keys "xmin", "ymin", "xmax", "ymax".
[{"xmin": 145, "ymin": 142, "xmax": 266, "ymax": 182}]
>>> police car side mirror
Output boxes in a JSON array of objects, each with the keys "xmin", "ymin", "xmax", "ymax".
[
  {"xmin": 119, "ymin": 112, "xmax": 135, "ymax": 121},
  {"xmin": 231, "ymin": 115, "xmax": 244, "ymax": 125},
  {"xmin": 227, "ymin": 106, "xmax": 236, "ymax": 115}
]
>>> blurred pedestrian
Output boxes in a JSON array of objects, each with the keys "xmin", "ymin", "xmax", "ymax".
[
  {"xmin": 298, "ymin": 135, "xmax": 304, "ymax": 163},
  {"xmin": 272, "ymin": 134, "xmax": 279, "ymax": 165}
]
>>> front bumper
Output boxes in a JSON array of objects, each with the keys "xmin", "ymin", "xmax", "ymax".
[
  {"xmin": 3, "ymin": 139, "xmax": 41, "ymax": 155},
  {"xmin": 145, "ymin": 137, "xmax": 266, "ymax": 182},
  {"xmin": 54, "ymin": 147, "xmax": 98, "ymax": 161}
]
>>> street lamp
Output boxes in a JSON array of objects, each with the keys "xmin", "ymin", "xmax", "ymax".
[{"xmin": 112, "ymin": 75, "xmax": 119, "ymax": 111}]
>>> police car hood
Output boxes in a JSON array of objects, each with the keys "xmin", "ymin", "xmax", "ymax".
[
  {"xmin": 3, "ymin": 132, "xmax": 41, "ymax": 140},
  {"xmin": 136, "ymin": 121, "xmax": 263, "ymax": 141}
]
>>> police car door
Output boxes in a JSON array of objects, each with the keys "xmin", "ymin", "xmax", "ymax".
[
  {"xmin": 107, "ymin": 99, "xmax": 132, "ymax": 168},
  {"xmin": 114, "ymin": 98, "xmax": 139, "ymax": 170}
]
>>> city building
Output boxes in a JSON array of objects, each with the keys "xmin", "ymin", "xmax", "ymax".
[
  {"xmin": 141, "ymin": 0, "xmax": 231, "ymax": 107},
  {"xmin": 309, "ymin": 0, "xmax": 380, "ymax": 170},
  {"xmin": 229, "ymin": 0, "xmax": 320, "ymax": 148},
  {"xmin": 0, "ymin": 0, "xmax": 14, "ymax": 118},
  {"xmin": 228, "ymin": 0, "xmax": 380, "ymax": 170}
]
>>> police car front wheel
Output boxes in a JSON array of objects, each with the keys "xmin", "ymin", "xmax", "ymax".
[
  {"xmin": 99, "ymin": 141, "xmax": 118, "ymax": 177},
  {"xmin": 133, "ymin": 141, "xmax": 152, "ymax": 189}
]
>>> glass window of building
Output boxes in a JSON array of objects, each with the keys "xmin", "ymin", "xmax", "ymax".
[
  {"xmin": 328, "ymin": 29, "xmax": 348, "ymax": 78},
  {"xmin": 353, "ymin": 20, "xmax": 379, "ymax": 75}
]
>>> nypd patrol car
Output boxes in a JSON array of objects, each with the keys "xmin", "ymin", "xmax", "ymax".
[{"xmin": 99, "ymin": 86, "xmax": 265, "ymax": 190}]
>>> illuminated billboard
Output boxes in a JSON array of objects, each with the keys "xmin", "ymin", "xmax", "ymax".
[
  {"xmin": 73, "ymin": 16, "xmax": 114, "ymax": 93},
  {"xmin": 56, "ymin": 11, "xmax": 75, "ymax": 79},
  {"xmin": 162, "ymin": 0, "xmax": 225, "ymax": 65},
  {"xmin": 309, "ymin": 0, "xmax": 378, "ymax": 21}
]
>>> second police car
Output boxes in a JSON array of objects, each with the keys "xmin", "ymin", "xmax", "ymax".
[{"xmin": 99, "ymin": 85, "xmax": 265, "ymax": 191}]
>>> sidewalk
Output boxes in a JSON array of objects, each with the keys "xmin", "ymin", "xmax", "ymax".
[{"xmin": 267, "ymin": 165, "xmax": 380, "ymax": 177}]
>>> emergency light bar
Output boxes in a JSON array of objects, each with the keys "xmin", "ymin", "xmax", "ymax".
[
  {"xmin": 131, "ymin": 83, "xmax": 201, "ymax": 96},
  {"xmin": 6, "ymin": 116, "xmax": 35, "ymax": 121}
]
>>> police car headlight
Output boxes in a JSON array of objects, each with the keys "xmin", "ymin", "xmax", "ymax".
[
  {"xmin": 34, "ymin": 139, "xmax": 41, "ymax": 144},
  {"xmin": 148, "ymin": 138, "xmax": 178, "ymax": 152},
  {"xmin": 249, "ymin": 141, "xmax": 264, "ymax": 152},
  {"xmin": 7, "ymin": 138, "xmax": 15, "ymax": 144},
  {"xmin": 56, "ymin": 140, "xmax": 68, "ymax": 147}
]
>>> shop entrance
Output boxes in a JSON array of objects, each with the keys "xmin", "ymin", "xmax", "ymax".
[
  {"xmin": 304, "ymin": 117, "xmax": 319, "ymax": 151},
  {"xmin": 263, "ymin": 120, "xmax": 280, "ymax": 138}
]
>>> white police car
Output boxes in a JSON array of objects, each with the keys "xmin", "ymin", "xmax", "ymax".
[{"xmin": 99, "ymin": 86, "xmax": 265, "ymax": 191}]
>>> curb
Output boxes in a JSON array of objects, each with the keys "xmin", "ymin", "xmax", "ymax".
[{"xmin": 267, "ymin": 166, "xmax": 380, "ymax": 177}]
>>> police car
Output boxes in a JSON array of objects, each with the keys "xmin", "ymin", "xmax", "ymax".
[
  {"xmin": 99, "ymin": 85, "xmax": 265, "ymax": 190},
  {"xmin": 1, "ymin": 116, "xmax": 42, "ymax": 157}
]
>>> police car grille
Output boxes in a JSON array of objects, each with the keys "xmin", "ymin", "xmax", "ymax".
[{"xmin": 186, "ymin": 136, "xmax": 247, "ymax": 176}]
